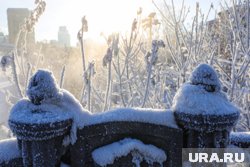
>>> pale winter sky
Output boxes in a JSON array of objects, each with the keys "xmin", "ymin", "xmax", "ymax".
[{"xmin": 0, "ymin": 0, "xmax": 221, "ymax": 46}]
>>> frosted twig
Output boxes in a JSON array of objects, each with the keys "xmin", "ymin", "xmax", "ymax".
[
  {"xmin": 59, "ymin": 65, "xmax": 66, "ymax": 88},
  {"xmin": 103, "ymin": 47, "xmax": 113, "ymax": 111},
  {"xmin": 10, "ymin": 53, "xmax": 23, "ymax": 98},
  {"xmin": 142, "ymin": 40, "xmax": 165, "ymax": 107}
]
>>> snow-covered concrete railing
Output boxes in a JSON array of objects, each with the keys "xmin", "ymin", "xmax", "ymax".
[
  {"xmin": 0, "ymin": 65, "xmax": 246, "ymax": 166},
  {"xmin": 230, "ymin": 132, "xmax": 250, "ymax": 148},
  {"xmin": 1, "ymin": 69, "xmax": 183, "ymax": 167},
  {"xmin": 172, "ymin": 64, "xmax": 240, "ymax": 148}
]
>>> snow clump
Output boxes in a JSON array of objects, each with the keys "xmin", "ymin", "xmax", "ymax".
[
  {"xmin": 189, "ymin": 63, "xmax": 221, "ymax": 92},
  {"xmin": 92, "ymin": 138, "xmax": 167, "ymax": 166},
  {"xmin": 27, "ymin": 70, "xmax": 60, "ymax": 105},
  {"xmin": 0, "ymin": 138, "xmax": 21, "ymax": 163},
  {"xmin": 172, "ymin": 64, "xmax": 240, "ymax": 115}
]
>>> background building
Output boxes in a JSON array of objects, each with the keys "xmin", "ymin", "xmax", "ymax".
[
  {"xmin": 0, "ymin": 32, "xmax": 7, "ymax": 43},
  {"xmin": 58, "ymin": 26, "xmax": 70, "ymax": 47},
  {"xmin": 0, "ymin": 32, "xmax": 13, "ymax": 56},
  {"xmin": 7, "ymin": 8, "xmax": 35, "ymax": 45}
]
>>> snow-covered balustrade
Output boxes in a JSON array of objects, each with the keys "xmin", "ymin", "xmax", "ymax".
[
  {"xmin": 8, "ymin": 70, "xmax": 74, "ymax": 166},
  {"xmin": 0, "ymin": 69, "xmax": 183, "ymax": 166},
  {"xmin": 1, "ymin": 66, "xmax": 245, "ymax": 166},
  {"xmin": 69, "ymin": 108, "xmax": 183, "ymax": 167},
  {"xmin": 230, "ymin": 132, "xmax": 250, "ymax": 148},
  {"xmin": 172, "ymin": 64, "xmax": 240, "ymax": 148}
]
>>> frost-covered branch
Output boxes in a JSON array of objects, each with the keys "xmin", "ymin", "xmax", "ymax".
[{"xmin": 142, "ymin": 40, "xmax": 165, "ymax": 107}]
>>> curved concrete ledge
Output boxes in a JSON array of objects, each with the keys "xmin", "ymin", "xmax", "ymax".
[
  {"xmin": 9, "ymin": 119, "xmax": 72, "ymax": 141},
  {"xmin": 9, "ymin": 119, "xmax": 72, "ymax": 167},
  {"xmin": 70, "ymin": 121, "xmax": 183, "ymax": 167},
  {"xmin": 174, "ymin": 112, "xmax": 239, "ymax": 132},
  {"xmin": 174, "ymin": 112, "xmax": 240, "ymax": 148}
]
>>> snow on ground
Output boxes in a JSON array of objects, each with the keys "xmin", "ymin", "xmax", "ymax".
[
  {"xmin": 0, "ymin": 71, "xmax": 16, "ymax": 139},
  {"xmin": 0, "ymin": 71, "xmax": 15, "ymax": 126},
  {"xmin": 0, "ymin": 138, "xmax": 20, "ymax": 163},
  {"xmin": 92, "ymin": 138, "xmax": 167, "ymax": 167},
  {"xmin": 0, "ymin": 125, "xmax": 10, "ymax": 140},
  {"xmin": 0, "ymin": 90, "xmax": 10, "ymax": 124},
  {"xmin": 172, "ymin": 83, "xmax": 240, "ymax": 115},
  {"xmin": 85, "ymin": 108, "xmax": 178, "ymax": 129}
]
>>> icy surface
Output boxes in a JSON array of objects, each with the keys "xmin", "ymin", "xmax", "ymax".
[
  {"xmin": 92, "ymin": 138, "xmax": 167, "ymax": 166},
  {"xmin": 0, "ymin": 138, "xmax": 20, "ymax": 162},
  {"xmin": 172, "ymin": 83, "xmax": 240, "ymax": 115},
  {"xmin": 0, "ymin": 125, "xmax": 10, "ymax": 140},
  {"xmin": 85, "ymin": 108, "xmax": 178, "ymax": 128},
  {"xmin": 231, "ymin": 132, "xmax": 250, "ymax": 143},
  {"xmin": 189, "ymin": 63, "xmax": 221, "ymax": 92}
]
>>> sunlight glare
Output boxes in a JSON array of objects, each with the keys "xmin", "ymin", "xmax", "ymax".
[{"xmin": 60, "ymin": 0, "xmax": 154, "ymax": 43}]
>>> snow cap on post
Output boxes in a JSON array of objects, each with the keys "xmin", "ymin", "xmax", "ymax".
[
  {"xmin": 172, "ymin": 63, "xmax": 240, "ymax": 132},
  {"xmin": 27, "ymin": 69, "xmax": 59, "ymax": 105},
  {"xmin": 189, "ymin": 63, "xmax": 221, "ymax": 92}
]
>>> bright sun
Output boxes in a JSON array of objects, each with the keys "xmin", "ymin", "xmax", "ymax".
[
  {"xmin": 41, "ymin": 0, "xmax": 154, "ymax": 44},
  {"xmin": 83, "ymin": 0, "xmax": 153, "ymax": 34}
]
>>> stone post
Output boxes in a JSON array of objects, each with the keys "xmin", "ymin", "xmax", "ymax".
[
  {"xmin": 172, "ymin": 64, "xmax": 240, "ymax": 148},
  {"xmin": 9, "ymin": 106, "xmax": 72, "ymax": 166},
  {"xmin": 8, "ymin": 70, "xmax": 73, "ymax": 166}
]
